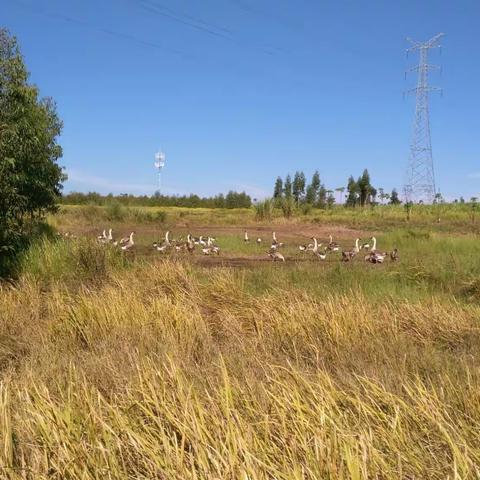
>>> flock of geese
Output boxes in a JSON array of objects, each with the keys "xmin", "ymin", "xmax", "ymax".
[
  {"xmin": 96, "ymin": 229, "xmax": 220, "ymax": 255},
  {"xmin": 245, "ymin": 231, "xmax": 398, "ymax": 264},
  {"xmin": 95, "ymin": 227, "xmax": 398, "ymax": 265}
]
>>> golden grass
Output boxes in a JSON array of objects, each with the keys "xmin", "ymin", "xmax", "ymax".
[{"xmin": 1, "ymin": 259, "xmax": 480, "ymax": 478}]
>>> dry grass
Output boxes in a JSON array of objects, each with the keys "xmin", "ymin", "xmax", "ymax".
[{"xmin": 1, "ymin": 257, "xmax": 480, "ymax": 478}]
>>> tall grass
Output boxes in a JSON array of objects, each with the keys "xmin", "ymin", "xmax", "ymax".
[{"xmin": 1, "ymin": 246, "xmax": 480, "ymax": 477}]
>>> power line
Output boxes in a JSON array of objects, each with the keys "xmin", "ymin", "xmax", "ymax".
[
  {"xmin": 132, "ymin": 0, "xmax": 277, "ymax": 56},
  {"xmin": 13, "ymin": 0, "xmax": 191, "ymax": 58}
]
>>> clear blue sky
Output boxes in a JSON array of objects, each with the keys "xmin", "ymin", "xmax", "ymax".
[{"xmin": 4, "ymin": 0, "xmax": 480, "ymax": 200}]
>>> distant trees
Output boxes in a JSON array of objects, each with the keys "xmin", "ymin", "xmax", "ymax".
[
  {"xmin": 283, "ymin": 174, "xmax": 292, "ymax": 198},
  {"xmin": 389, "ymin": 189, "xmax": 401, "ymax": 205},
  {"xmin": 0, "ymin": 29, "xmax": 64, "ymax": 275},
  {"xmin": 292, "ymin": 171, "xmax": 306, "ymax": 205},
  {"xmin": 273, "ymin": 177, "xmax": 283, "ymax": 199},
  {"xmin": 61, "ymin": 191, "xmax": 252, "ymax": 209},
  {"xmin": 273, "ymin": 170, "xmax": 335, "ymax": 209}
]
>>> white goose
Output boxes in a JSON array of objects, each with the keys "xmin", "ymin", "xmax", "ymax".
[
  {"xmin": 341, "ymin": 238, "xmax": 360, "ymax": 262},
  {"xmin": 121, "ymin": 232, "xmax": 135, "ymax": 251},
  {"xmin": 244, "ymin": 231, "xmax": 250, "ymax": 242},
  {"xmin": 268, "ymin": 250, "xmax": 285, "ymax": 262},
  {"xmin": 97, "ymin": 229, "xmax": 107, "ymax": 242},
  {"xmin": 327, "ymin": 235, "xmax": 340, "ymax": 252}
]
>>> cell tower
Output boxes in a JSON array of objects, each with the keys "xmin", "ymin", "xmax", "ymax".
[
  {"xmin": 154, "ymin": 150, "xmax": 166, "ymax": 192},
  {"xmin": 404, "ymin": 33, "xmax": 444, "ymax": 204}
]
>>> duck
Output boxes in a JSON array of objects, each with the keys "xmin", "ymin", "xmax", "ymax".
[{"xmin": 121, "ymin": 232, "xmax": 135, "ymax": 251}]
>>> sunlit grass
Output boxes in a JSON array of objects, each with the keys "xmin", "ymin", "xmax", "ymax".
[{"xmin": 2, "ymin": 206, "xmax": 480, "ymax": 478}]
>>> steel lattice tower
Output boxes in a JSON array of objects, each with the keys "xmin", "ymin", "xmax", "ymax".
[{"xmin": 404, "ymin": 33, "xmax": 444, "ymax": 203}]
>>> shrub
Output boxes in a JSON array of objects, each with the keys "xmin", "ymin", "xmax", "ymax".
[
  {"xmin": 105, "ymin": 201, "xmax": 127, "ymax": 221},
  {"xmin": 255, "ymin": 199, "xmax": 274, "ymax": 221},
  {"xmin": 280, "ymin": 196, "xmax": 295, "ymax": 219}
]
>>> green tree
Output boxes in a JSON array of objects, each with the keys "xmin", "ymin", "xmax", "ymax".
[
  {"xmin": 0, "ymin": 29, "xmax": 64, "ymax": 275},
  {"xmin": 357, "ymin": 169, "xmax": 372, "ymax": 206},
  {"xmin": 345, "ymin": 176, "xmax": 359, "ymax": 207},
  {"xmin": 317, "ymin": 185, "xmax": 327, "ymax": 209},
  {"xmin": 305, "ymin": 171, "xmax": 320, "ymax": 205},
  {"xmin": 326, "ymin": 190, "xmax": 335, "ymax": 209},
  {"xmin": 389, "ymin": 189, "xmax": 401, "ymax": 205},
  {"xmin": 284, "ymin": 174, "xmax": 292, "ymax": 198},
  {"xmin": 273, "ymin": 177, "xmax": 283, "ymax": 199},
  {"xmin": 292, "ymin": 171, "xmax": 306, "ymax": 205}
]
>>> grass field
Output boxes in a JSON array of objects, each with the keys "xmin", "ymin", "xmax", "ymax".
[{"xmin": 1, "ymin": 204, "xmax": 480, "ymax": 478}]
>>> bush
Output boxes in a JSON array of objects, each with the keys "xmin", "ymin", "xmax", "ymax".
[
  {"xmin": 105, "ymin": 202, "xmax": 127, "ymax": 222},
  {"xmin": 156, "ymin": 210, "xmax": 167, "ymax": 224},
  {"xmin": 255, "ymin": 199, "xmax": 274, "ymax": 221},
  {"xmin": 280, "ymin": 197, "xmax": 295, "ymax": 219},
  {"xmin": 300, "ymin": 203, "xmax": 313, "ymax": 216},
  {"xmin": 19, "ymin": 237, "xmax": 126, "ymax": 284}
]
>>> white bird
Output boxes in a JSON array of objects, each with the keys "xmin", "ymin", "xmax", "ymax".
[
  {"xmin": 327, "ymin": 235, "xmax": 340, "ymax": 252},
  {"xmin": 97, "ymin": 229, "xmax": 107, "ymax": 241},
  {"xmin": 256, "ymin": 237, "xmax": 262, "ymax": 244},
  {"xmin": 341, "ymin": 238, "xmax": 360, "ymax": 262},
  {"xmin": 244, "ymin": 231, "xmax": 250, "ymax": 242},
  {"xmin": 121, "ymin": 232, "xmax": 135, "ymax": 251},
  {"xmin": 164, "ymin": 231, "xmax": 171, "ymax": 247},
  {"xmin": 314, "ymin": 248, "xmax": 328, "ymax": 261},
  {"xmin": 268, "ymin": 250, "xmax": 285, "ymax": 262}
]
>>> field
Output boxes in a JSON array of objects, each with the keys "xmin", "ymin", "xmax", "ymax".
[{"xmin": 2, "ymin": 204, "xmax": 480, "ymax": 479}]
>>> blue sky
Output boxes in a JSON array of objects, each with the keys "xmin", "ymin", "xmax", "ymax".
[{"xmin": 4, "ymin": 0, "xmax": 480, "ymax": 200}]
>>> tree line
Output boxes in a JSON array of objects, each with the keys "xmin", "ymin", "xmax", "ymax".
[
  {"xmin": 273, "ymin": 170, "xmax": 402, "ymax": 208},
  {"xmin": 60, "ymin": 190, "xmax": 252, "ymax": 209}
]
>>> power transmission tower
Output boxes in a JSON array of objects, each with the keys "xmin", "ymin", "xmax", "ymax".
[{"xmin": 404, "ymin": 33, "xmax": 444, "ymax": 204}]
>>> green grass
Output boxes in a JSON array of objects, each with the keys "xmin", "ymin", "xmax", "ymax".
[{"xmin": 53, "ymin": 202, "xmax": 480, "ymax": 233}]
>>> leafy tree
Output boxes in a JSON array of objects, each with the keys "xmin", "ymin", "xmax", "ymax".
[
  {"xmin": 345, "ymin": 176, "xmax": 359, "ymax": 207},
  {"xmin": 389, "ymin": 189, "xmax": 401, "ymax": 205},
  {"xmin": 305, "ymin": 171, "xmax": 320, "ymax": 205},
  {"xmin": 378, "ymin": 188, "xmax": 385, "ymax": 204},
  {"xmin": 317, "ymin": 185, "xmax": 327, "ymax": 209},
  {"xmin": 305, "ymin": 185, "xmax": 316, "ymax": 205},
  {"xmin": 292, "ymin": 171, "xmax": 306, "ymax": 205},
  {"xmin": 283, "ymin": 174, "xmax": 292, "ymax": 198},
  {"xmin": 326, "ymin": 190, "xmax": 335, "ymax": 209},
  {"xmin": 357, "ymin": 169, "xmax": 372, "ymax": 206},
  {"xmin": 273, "ymin": 177, "xmax": 283, "ymax": 199},
  {"xmin": 0, "ymin": 29, "xmax": 64, "ymax": 275}
]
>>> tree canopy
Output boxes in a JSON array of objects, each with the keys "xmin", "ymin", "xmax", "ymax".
[{"xmin": 0, "ymin": 29, "xmax": 64, "ymax": 275}]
